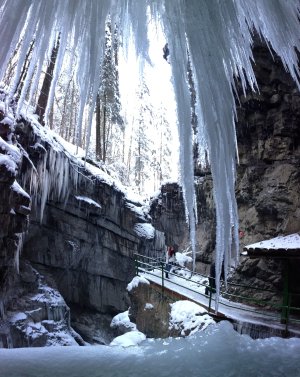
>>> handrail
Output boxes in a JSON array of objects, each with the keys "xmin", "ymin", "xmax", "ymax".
[
  {"xmin": 134, "ymin": 253, "xmax": 300, "ymax": 329},
  {"xmin": 134, "ymin": 253, "xmax": 278, "ymax": 294}
]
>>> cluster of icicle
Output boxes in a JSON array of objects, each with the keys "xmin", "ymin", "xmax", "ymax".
[
  {"xmin": 21, "ymin": 145, "xmax": 82, "ymax": 224},
  {"xmin": 1, "ymin": 0, "xmax": 299, "ymax": 309}
]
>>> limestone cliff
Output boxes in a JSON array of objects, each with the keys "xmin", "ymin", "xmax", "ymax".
[{"xmin": 0, "ymin": 101, "xmax": 164, "ymax": 347}]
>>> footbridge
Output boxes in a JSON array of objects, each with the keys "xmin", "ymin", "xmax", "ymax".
[{"xmin": 134, "ymin": 253, "xmax": 300, "ymax": 338}]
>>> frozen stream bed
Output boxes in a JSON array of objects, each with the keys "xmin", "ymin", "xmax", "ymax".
[{"xmin": 1, "ymin": 321, "xmax": 300, "ymax": 377}]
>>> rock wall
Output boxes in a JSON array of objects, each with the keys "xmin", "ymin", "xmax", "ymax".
[
  {"xmin": 150, "ymin": 40, "xmax": 300, "ymax": 302},
  {"xmin": 0, "ymin": 108, "xmax": 163, "ymax": 347},
  {"xmin": 16, "ymin": 119, "xmax": 159, "ymax": 344},
  {"xmin": 235, "ymin": 40, "xmax": 300, "ymax": 243},
  {"xmin": 149, "ymin": 179, "xmax": 215, "ymax": 275}
]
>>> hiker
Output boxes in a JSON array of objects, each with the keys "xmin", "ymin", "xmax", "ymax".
[
  {"xmin": 205, "ymin": 262, "xmax": 216, "ymax": 295},
  {"xmin": 205, "ymin": 262, "xmax": 225, "ymax": 295},
  {"xmin": 165, "ymin": 246, "xmax": 176, "ymax": 278}
]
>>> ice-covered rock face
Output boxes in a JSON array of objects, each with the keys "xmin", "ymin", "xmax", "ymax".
[
  {"xmin": 0, "ymin": 93, "xmax": 165, "ymax": 347},
  {"xmin": 1, "ymin": 262, "xmax": 82, "ymax": 348},
  {"xmin": 0, "ymin": 90, "xmax": 31, "ymax": 336}
]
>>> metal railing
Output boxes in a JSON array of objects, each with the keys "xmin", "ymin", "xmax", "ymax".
[{"xmin": 134, "ymin": 253, "xmax": 300, "ymax": 331}]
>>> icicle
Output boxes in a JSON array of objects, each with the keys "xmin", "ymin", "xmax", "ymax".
[
  {"xmin": 0, "ymin": 0, "xmax": 32, "ymax": 80},
  {"xmin": 0, "ymin": 299, "xmax": 4, "ymax": 320},
  {"xmin": 159, "ymin": 0, "xmax": 198, "ymax": 272},
  {"xmin": 14, "ymin": 232, "xmax": 25, "ymax": 274}
]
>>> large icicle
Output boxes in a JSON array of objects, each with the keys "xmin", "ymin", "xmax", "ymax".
[{"xmin": 161, "ymin": 1, "xmax": 198, "ymax": 272}]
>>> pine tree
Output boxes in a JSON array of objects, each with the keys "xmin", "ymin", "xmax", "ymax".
[
  {"xmin": 95, "ymin": 21, "xmax": 123, "ymax": 163},
  {"xmin": 132, "ymin": 81, "xmax": 153, "ymax": 193}
]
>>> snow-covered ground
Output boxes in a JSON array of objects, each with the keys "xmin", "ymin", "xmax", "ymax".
[{"xmin": 1, "ymin": 321, "xmax": 300, "ymax": 377}]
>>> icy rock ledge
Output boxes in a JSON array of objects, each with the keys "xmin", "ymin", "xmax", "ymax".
[
  {"xmin": 1, "ymin": 265, "xmax": 84, "ymax": 348},
  {"xmin": 169, "ymin": 300, "xmax": 215, "ymax": 337}
]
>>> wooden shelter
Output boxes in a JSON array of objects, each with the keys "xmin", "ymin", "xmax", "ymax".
[
  {"xmin": 245, "ymin": 233, "xmax": 300, "ymax": 259},
  {"xmin": 244, "ymin": 233, "xmax": 300, "ymax": 325}
]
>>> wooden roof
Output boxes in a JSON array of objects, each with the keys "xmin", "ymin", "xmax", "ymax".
[{"xmin": 244, "ymin": 233, "xmax": 300, "ymax": 258}]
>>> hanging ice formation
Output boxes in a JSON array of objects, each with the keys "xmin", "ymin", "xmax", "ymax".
[{"xmin": 0, "ymin": 0, "xmax": 299, "ymax": 307}]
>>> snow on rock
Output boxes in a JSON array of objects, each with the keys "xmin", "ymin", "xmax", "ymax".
[
  {"xmin": 126, "ymin": 203, "xmax": 148, "ymax": 219},
  {"xmin": 19, "ymin": 110, "xmax": 148, "ymax": 224},
  {"xmin": 31, "ymin": 284, "xmax": 65, "ymax": 305},
  {"xmin": 110, "ymin": 330, "xmax": 146, "ymax": 347},
  {"xmin": 75, "ymin": 195, "xmax": 101, "ymax": 209},
  {"xmin": 10, "ymin": 312, "xmax": 27, "ymax": 323},
  {"xmin": 245, "ymin": 233, "xmax": 300, "ymax": 250},
  {"xmin": 127, "ymin": 276, "xmax": 150, "ymax": 292},
  {"xmin": 0, "ymin": 154, "xmax": 17, "ymax": 174},
  {"xmin": 11, "ymin": 180, "xmax": 30, "ymax": 199},
  {"xmin": 133, "ymin": 223, "xmax": 155, "ymax": 239},
  {"xmin": 144, "ymin": 303, "xmax": 153, "ymax": 310},
  {"xmin": 169, "ymin": 300, "xmax": 215, "ymax": 336},
  {"xmin": 110, "ymin": 310, "xmax": 136, "ymax": 331},
  {"xmin": 0, "ymin": 136, "xmax": 21, "ymax": 164},
  {"xmin": 175, "ymin": 252, "xmax": 193, "ymax": 267},
  {"xmin": 0, "ymin": 115, "xmax": 15, "ymax": 128}
]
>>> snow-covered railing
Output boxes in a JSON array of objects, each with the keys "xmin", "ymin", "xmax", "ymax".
[{"xmin": 134, "ymin": 253, "xmax": 300, "ymax": 330}]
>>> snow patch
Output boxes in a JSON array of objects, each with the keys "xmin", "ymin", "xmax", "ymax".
[
  {"xmin": 127, "ymin": 276, "xmax": 150, "ymax": 292},
  {"xmin": 0, "ymin": 136, "xmax": 21, "ymax": 163},
  {"xmin": 0, "ymin": 115, "xmax": 14, "ymax": 128},
  {"xmin": 175, "ymin": 252, "xmax": 193, "ymax": 267},
  {"xmin": 11, "ymin": 180, "xmax": 30, "ymax": 199},
  {"xmin": 245, "ymin": 233, "xmax": 300, "ymax": 250},
  {"xmin": 10, "ymin": 312, "xmax": 27, "ymax": 323},
  {"xmin": 0, "ymin": 154, "xmax": 17, "ymax": 174},
  {"xmin": 75, "ymin": 195, "xmax": 101, "ymax": 209},
  {"xmin": 133, "ymin": 223, "xmax": 155, "ymax": 239},
  {"xmin": 126, "ymin": 203, "xmax": 147, "ymax": 219},
  {"xmin": 110, "ymin": 330, "xmax": 146, "ymax": 347},
  {"xmin": 110, "ymin": 310, "xmax": 136, "ymax": 331},
  {"xmin": 169, "ymin": 300, "xmax": 215, "ymax": 336},
  {"xmin": 144, "ymin": 303, "xmax": 153, "ymax": 310}
]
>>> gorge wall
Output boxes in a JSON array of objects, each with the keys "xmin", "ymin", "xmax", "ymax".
[
  {"xmin": 0, "ymin": 107, "xmax": 164, "ymax": 347},
  {"xmin": 150, "ymin": 40, "xmax": 300, "ymax": 301}
]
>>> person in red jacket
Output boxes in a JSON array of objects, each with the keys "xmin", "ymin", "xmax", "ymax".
[{"xmin": 165, "ymin": 246, "xmax": 176, "ymax": 278}]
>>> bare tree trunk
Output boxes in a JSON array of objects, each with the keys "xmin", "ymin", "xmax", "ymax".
[
  {"xmin": 102, "ymin": 95, "xmax": 107, "ymax": 162},
  {"xmin": 16, "ymin": 39, "xmax": 35, "ymax": 97},
  {"xmin": 48, "ymin": 103, "xmax": 54, "ymax": 130},
  {"xmin": 67, "ymin": 81, "xmax": 76, "ymax": 143},
  {"xmin": 95, "ymin": 93, "xmax": 101, "ymax": 160},
  {"xmin": 36, "ymin": 36, "xmax": 60, "ymax": 126}
]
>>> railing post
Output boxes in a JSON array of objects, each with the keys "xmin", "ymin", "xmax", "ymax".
[
  {"xmin": 134, "ymin": 254, "xmax": 139, "ymax": 276},
  {"xmin": 281, "ymin": 259, "xmax": 290, "ymax": 325},
  {"xmin": 208, "ymin": 285, "xmax": 212, "ymax": 313},
  {"xmin": 161, "ymin": 262, "xmax": 164, "ymax": 295}
]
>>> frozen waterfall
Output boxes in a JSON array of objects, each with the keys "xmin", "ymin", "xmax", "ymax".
[{"xmin": 0, "ymin": 0, "xmax": 299, "ymax": 306}]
